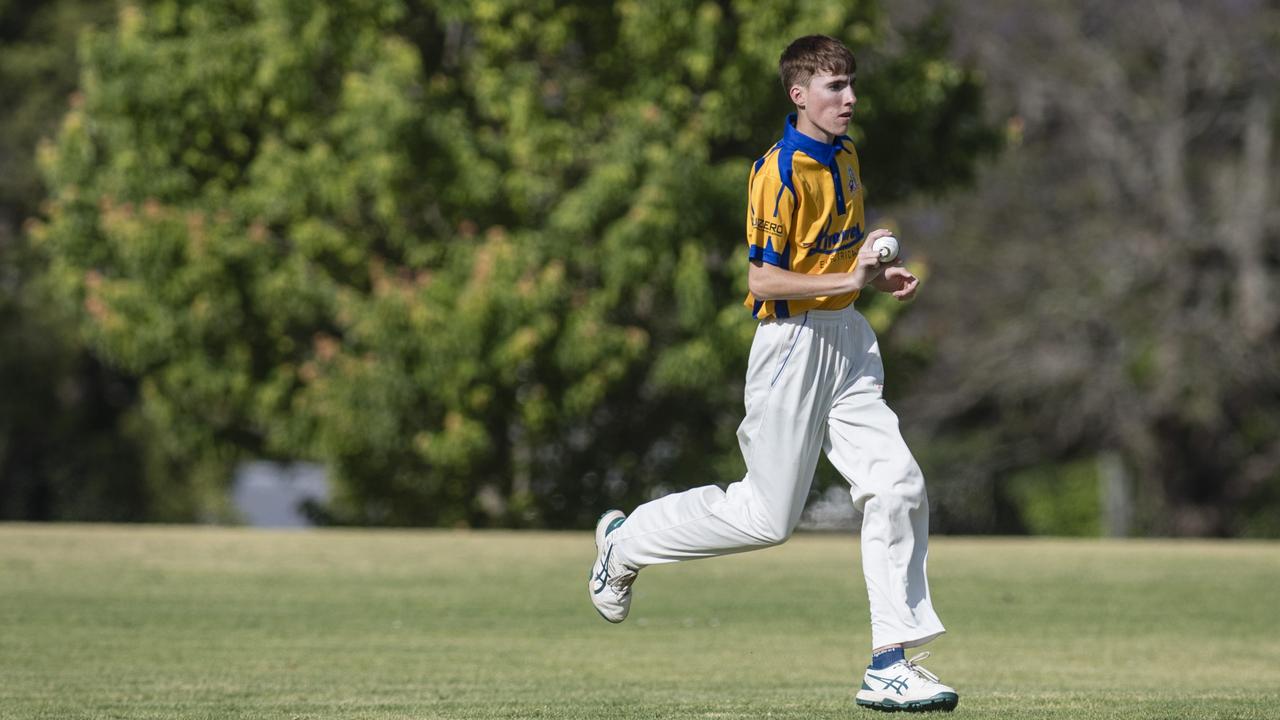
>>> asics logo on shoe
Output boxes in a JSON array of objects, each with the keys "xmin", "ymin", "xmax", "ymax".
[
  {"xmin": 592, "ymin": 546, "xmax": 614, "ymax": 595},
  {"xmin": 866, "ymin": 672, "xmax": 910, "ymax": 695}
]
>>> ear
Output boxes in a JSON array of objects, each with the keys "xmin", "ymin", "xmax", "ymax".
[{"xmin": 788, "ymin": 83, "xmax": 806, "ymax": 109}]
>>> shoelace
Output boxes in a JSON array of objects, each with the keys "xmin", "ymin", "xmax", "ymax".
[
  {"xmin": 610, "ymin": 571, "xmax": 636, "ymax": 592},
  {"xmin": 902, "ymin": 652, "xmax": 941, "ymax": 683},
  {"xmin": 594, "ymin": 545, "xmax": 637, "ymax": 594},
  {"xmin": 607, "ymin": 553, "xmax": 637, "ymax": 592}
]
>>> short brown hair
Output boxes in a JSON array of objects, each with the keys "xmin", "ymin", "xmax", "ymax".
[{"xmin": 779, "ymin": 35, "xmax": 856, "ymax": 92}]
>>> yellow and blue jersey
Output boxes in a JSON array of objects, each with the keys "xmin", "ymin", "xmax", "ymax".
[{"xmin": 745, "ymin": 114, "xmax": 867, "ymax": 320}]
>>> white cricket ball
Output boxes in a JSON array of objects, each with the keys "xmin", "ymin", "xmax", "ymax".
[{"xmin": 873, "ymin": 235, "xmax": 900, "ymax": 262}]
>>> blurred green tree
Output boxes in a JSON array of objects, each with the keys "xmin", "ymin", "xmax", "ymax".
[
  {"xmin": 0, "ymin": 0, "xmax": 149, "ymax": 521},
  {"xmin": 36, "ymin": 0, "xmax": 997, "ymax": 526}
]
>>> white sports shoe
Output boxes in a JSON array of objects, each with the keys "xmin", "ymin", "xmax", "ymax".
[
  {"xmin": 588, "ymin": 509, "xmax": 637, "ymax": 623},
  {"xmin": 856, "ymin": 652, "xmax": 959, "ymax": 712}
]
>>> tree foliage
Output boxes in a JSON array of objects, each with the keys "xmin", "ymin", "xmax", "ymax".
[
  {"xmin": 892, "ymin": 0, "xmax": 1280, "ymax": 536},
  {"xmin": 34, "ymin": 0, "xmax": 997, "ymax": 526}
]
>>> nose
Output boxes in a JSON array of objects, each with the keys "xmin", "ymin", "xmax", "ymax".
[{"xmin": 847, "ymin": 86, "xmax": 857, "ymax": 106}]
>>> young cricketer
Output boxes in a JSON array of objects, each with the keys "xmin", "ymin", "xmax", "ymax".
[{"xmin": 588, "ymin": 34, "xmax": 959, "ymax": 712}]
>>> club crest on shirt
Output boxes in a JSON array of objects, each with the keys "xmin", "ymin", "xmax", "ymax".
[{"xmin": 848, "ymin": 166, "xmax": 859, "ymax": 193}]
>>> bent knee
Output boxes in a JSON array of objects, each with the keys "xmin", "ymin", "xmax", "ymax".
[
  {"xmin": 879, "ymin": 462, "xmax": 927, "ymax": 509},
  {"xmin": 756, "ymin": 522, "xmax": 792, "ymax": 547},
  {"xmin": 743, "ymin": 508, "xmax": 793, "ymax": 546}
]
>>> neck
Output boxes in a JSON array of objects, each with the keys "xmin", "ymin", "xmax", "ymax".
[{"xmin": 793, "ymin": 111, "xmax": 834, "ymax": 145}]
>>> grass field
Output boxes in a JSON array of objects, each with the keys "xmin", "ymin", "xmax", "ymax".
[{"xmin": 1, "ymin": 525, "xmax": 1277, "ymax": 719}]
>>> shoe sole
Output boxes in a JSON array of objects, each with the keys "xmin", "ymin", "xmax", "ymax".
[{"xmin": 856, "ymin": 692, "xmax": 958, "ymax": 713}]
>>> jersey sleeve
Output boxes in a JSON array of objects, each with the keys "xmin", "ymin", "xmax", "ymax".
[{"xmin": 745, "ymin": 156, "xmax": 795, "ymax": 268}]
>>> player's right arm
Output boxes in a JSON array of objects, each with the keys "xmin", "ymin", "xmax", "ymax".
[{"xmin": 747, "ymin": 231, "xmax": 895, "ymax": 301}]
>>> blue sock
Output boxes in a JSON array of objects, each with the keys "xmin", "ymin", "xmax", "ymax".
[{"xmin": 870, "ymin": 646, "xmax": 904, "ymax": 670}]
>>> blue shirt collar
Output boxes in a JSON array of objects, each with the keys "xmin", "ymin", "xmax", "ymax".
[{"xmin": 781, "ymin": 113, "xmax": 849, "ymax": 165}]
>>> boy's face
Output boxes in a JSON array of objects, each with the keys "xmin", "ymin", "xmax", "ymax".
[{"xmin": 791, "ymin": 71, "xmax": 856, "ymax": 141}]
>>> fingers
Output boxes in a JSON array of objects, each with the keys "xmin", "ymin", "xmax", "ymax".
[
  {"xmin": 874, "ymin": 264, "xmax": 916, "ymax": 283},
  {"xmin": 893, "ymin": 277, "xmax": 919, "ymax": 301}
]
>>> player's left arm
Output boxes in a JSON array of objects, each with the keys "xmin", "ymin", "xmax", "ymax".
[{"xmin": 870, "ymin": 264, "xmax": 919, "ymax": 301}]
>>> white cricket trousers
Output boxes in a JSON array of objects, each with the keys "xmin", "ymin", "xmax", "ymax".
[{"xmin": 611, "ymin": 306, "xmax": 945, "ymax": 650}]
